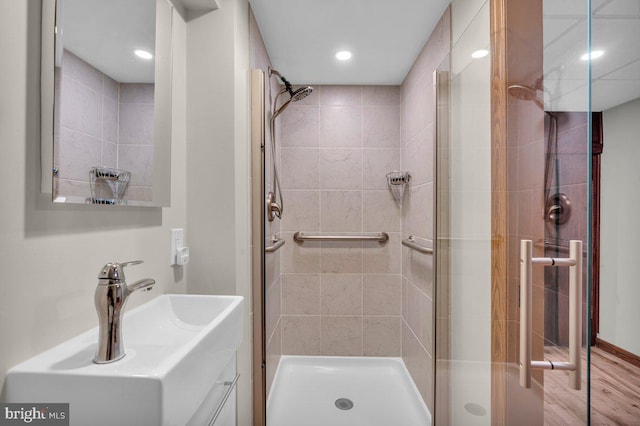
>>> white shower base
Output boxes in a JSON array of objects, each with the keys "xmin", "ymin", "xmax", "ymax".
[{"xmin": 267, "ymin": 356, "xmax": 431, "ymax": 426}]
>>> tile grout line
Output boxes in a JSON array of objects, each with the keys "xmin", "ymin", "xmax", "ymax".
[{"xmin": 360, "ymin": 86, "xmax": 365, "ymax": 356}]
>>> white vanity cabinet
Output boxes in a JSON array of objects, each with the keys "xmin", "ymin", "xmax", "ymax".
[{"xmin": 188, "ymin": 355, "xmax": 238, "ymax": 426}]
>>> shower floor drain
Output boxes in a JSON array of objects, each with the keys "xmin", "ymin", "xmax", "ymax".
[{"xmin": 335, "ymin": 398, "xmax": 354, "ymax": 410}]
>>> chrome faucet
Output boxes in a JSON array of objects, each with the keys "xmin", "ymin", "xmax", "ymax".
[{"xmin": 94, "ymin": 261, "xmax": 155, "ymax": 364}]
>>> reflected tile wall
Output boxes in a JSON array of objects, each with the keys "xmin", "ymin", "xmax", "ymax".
[
  {"xmin": 542, "ymin": 112, "xmax": 589, "ymax": 346},
  {"xmin": 56, "ymin": 50, "xmax": 117, "ymax": 194},
  {"xmin": 55, "ymin": 50, "xmax": 154, "ymax": 200},
  {"xmin": 279, "ymin": 84, "xmax": 403, "ymax": 358}
]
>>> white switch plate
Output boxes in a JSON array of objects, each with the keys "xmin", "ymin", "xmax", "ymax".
[{"xmin": 170, "ymin": 228, "xmax": 184, "ymax": 265}]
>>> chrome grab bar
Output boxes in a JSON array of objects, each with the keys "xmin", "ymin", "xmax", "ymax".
[
  {"xmin": 520, "ymin": 239, "xmax": 582, "ymax": 390},
  {"xmin": 265, "ymin": 237, "xmax": 285, "ymax": 253},
  {"xmin": 293, "ymin": 232, "xmax": 389, "ymax": 243},
  {"xmin": 208, "ymin": 374, "xmax": 239, "ymax": 426},
  {"xmin": 402, "ymin": 236, "xmax": 433, "ymax": 254}
]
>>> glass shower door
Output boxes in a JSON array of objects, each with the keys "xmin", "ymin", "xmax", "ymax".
[{"xmin": 434, "ymin": 0, "xmax": 592, "ymax": 424}]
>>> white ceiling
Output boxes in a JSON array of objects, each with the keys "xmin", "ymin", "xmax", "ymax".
[
  {"xmin": 251, "ymin": 0, "xmax": 638, "ymax": 111},
  {"xmin": 248, "ymin": 0, "xmax": 451, "ymax": 85},
  {"xmin": 543, "ymin": 0, "xmax": 640, "ymax": 111},
  {"xmin": 58, "ymin": 0, "xmax": 638, "ymax": 109},
  {"xmin": 59, "ymin": 0, "xmax": 156, "ymax": 83}
]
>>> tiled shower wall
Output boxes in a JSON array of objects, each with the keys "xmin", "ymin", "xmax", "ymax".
[
  {"xmin": 251, "ymin": 6, "xmax": 451, "ymax": 405},
  {"xmin": 278, "ymin": 85, "xmax": 403, "ymax": 358},
  {"xmin": 400, "ymin": 7, "xmax": 450, "ymax": 411},
  {"xmin": 54, "ymin": 50, "xmax": 153, "ymax": 200}
]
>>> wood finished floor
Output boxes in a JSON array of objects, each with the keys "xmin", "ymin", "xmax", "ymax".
[{"xmin": 544, "ymin": 346, "xmax": 640, "ymax": 426}]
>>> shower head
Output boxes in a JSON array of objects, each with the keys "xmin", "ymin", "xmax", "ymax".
[
  {"xmin": 290, "ymin": 86, "xmax": 313, "ymax": 102},
  {"xmin": 269, "ymin": 66, "xmax": 314, "ymax": 111},
  {"xmin": 270, "ymin": 77, "xmax": 314, "ymax": 118},
  {"xmin": 508, "ymin": 84, "xmax": 545, "ymax": 110}
]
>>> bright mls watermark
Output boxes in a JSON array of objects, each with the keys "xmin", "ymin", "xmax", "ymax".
[{"xmin": 0, "ymin": 404, "xmax": 68, "ymax": 426}]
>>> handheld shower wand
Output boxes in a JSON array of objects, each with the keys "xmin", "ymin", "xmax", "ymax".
[{"xmin": 266, "ymin": 67, "xmax": 313, "ymax": 221}]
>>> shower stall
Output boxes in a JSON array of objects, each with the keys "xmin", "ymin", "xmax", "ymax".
[
  {"xmin": 250, "ymin": 75, "xmax": 437, "ymax": 425},
  {"xmin": 248, "ymin": 0, "xmax": 640, "ymax": 423},
  {"xmin": 248, "ymin": 6, "xmax": 448, "ymax": 423}
]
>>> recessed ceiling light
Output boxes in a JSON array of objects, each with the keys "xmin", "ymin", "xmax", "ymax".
[
  {"xmin": 336, "ymin": 50, "xmax": 352, "ymax": 61},
  {"xmin": 134, "ymin": 49, "xmax": 153, "ymax": 60},
  {"xmin": 580, "ymin": 50, "xmax": 604, "ymax": 61},
  {"xmin": 471, "ymin": 49, "xmax": 489, "ymax": 59}
]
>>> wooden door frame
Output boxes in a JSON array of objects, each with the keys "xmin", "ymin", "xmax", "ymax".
[
  {"xmin": 250, "ymin": 69, "xmax": 267, "ymax": 426},
  {"xmin": 590, "ymin": 112, "xmax": 603, "ymax": 346}
]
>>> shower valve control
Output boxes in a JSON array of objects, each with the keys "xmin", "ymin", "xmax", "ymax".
[{"xmin": 170, "ymin": 228, "xmax": 189, "ymax": 266}]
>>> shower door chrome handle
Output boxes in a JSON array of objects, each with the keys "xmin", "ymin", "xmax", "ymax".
[{"xmin": 519, "ymin": 239, "xmax": 582, "ymax": 390}]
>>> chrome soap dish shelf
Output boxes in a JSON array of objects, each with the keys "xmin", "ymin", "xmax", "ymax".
[
  {"xmin": 386, "ymin": 171, "xmax": 411, "ymax": 203},
  {"xmin": 89, "ymin": 167, "xmax": 131, "ymax": 205}
]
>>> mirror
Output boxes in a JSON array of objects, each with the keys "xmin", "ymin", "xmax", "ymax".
[{"xmin": 41, "ymin": 0, "xmax": 172, "ymax": 206}]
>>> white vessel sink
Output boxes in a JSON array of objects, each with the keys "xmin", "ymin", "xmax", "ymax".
[{"xmin": 6, "ymin": 294, "xmax": 243, "ymax": 426}]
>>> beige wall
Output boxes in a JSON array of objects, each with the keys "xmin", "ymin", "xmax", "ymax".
[
  {"xmin": 185, "ymin": 0, "xmax": 252, "ymax": 424},
  {"xmin": 601, "ymin": 97, "xmax": 640, "ymax": 356},
  {"xmin": 0, "ymin": 0, "xmax": 188, "ymax": 395}
]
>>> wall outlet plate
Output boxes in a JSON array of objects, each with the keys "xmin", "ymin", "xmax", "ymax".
[{"xmin": 170, "ymin": 228, "xmax": 184, "ymax": 265}]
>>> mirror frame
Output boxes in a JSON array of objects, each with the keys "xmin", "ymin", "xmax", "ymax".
[{"xmin": 40, "ymin": 0, "xmax": 173, "ymax": 207}]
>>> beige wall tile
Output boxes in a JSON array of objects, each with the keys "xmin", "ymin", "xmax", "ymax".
[
  {"xmin": 321, "ymin": 316, "xmax": 363, "ymax": 356},
  {"xmin": 363, "ymin": 275, "xmax": 402, "ymax": 315},
  {"xmin": 405, "ymin": 280, "xmax": 433, "ymax": 354},
  {"xmin": 320, "ymin": 243, "xmax": 363, "ymax": 274},
  {"xmin": 402, "ymin": 321, "xmax": 432, "ymax": 408},
  {"xmin": 281, "ymin": 190, "xmax": 320, "ymax": 232},
  {"xmin": 320, "ymin": 148, "xmax": 363, "ymax": 190},
  {"xmin": 281, "ymin": 147, "xmax": 319, "ymax": 189},
  {"xmin": 102, "ymin": 141, "xmax": 117, "ymax": 168},
  {"xmin": 281, "ymin": 316, "xmax": 321, "ymax": 355},
  {"xmin": 281, "ymin": 105, "xmax": 319, "ymax": 147},
  {"xmin": 118, "ymin": 145, "xmax": 153, "ymax": 186},
  {"xmin": 320, "ymin": 191, "xmax": 362, "ymax": 232},
  {"xmin": 102, "ymin": 97, "xmax": 118, "ymax": 143},
  {"xmin": 266, "ymin": 322, "xmax": 281, "ymax": 399},
  {"xmin": 363, "ymin": 149, "xmax": 401, "ymax": 190},
  {"xmin": 60, "ymin": 77, "xmax": 102, "ymax": 139},
  {"xmin": 320, "ymin": 275, "xmax": 362, "ymax": 315},
  {"xmin": 266, "ymin": 276, "xmax": 281, "ymax": 338},
  {"xmin": 363, "ymin": 232, "xmax": 401, "ymax": 274},
  {"xmin": 362, "ymin": 86, "xmax": 400, "ymax": 106},
  {"xmin": 57, "ymin": 128, "xmax": 102, "ymax": 181},
  {"xmin": 320, "ymin": 106, "xmax": 362, "ymax": 147},
  {"xmin": 363, "ymin": 316, "xmax": 401, "ymax": 356},
  {"xmin": 363, "ymin": 106, "xmax": 401, "ymax": 148},
  {"xmin": 119, "ymin": 103, "xmax": 154, "ymax": 145},
  {"xmin": 119, "ymin": 83, "xmax": 154, "ymax": 104},
  {"xmin": 402, "ymin": 239, "xmax": 434, "ymax": 296},
  {"xmin": 281, "ymin": 232, "xmax": 321, "ymax": 273},
  {"xmin": 403, "ymin": 184, "xmax": 433, "ymax": 239},
  {"xmin": 402, "ymin": 126, "xmax": 433, "ymax": 187},
  {"xmin": 282, "ymin": 274, "xmax": 320, "ymax": 315},
  {"xmin": 362, "ymin": 190, "xmax": 401, "ymax": 232},
  {"xmin": 320, "ymin": 86, "xmax": 362, "ymax": 106}
]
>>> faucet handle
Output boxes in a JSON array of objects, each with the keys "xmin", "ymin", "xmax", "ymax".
[{"xmin": 98, "ymin": 260, "xmax": 144, "ymax": 282}]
